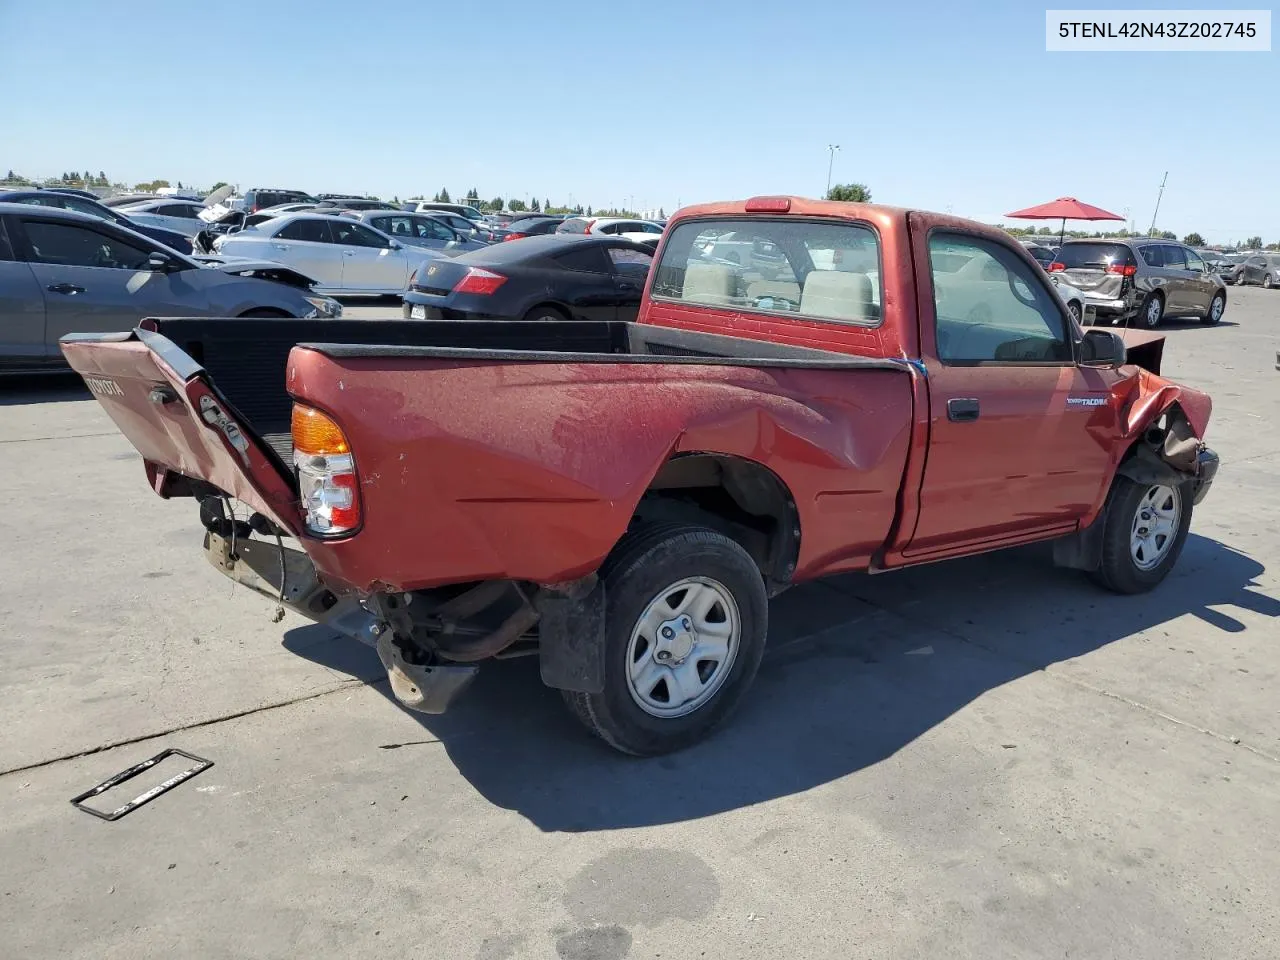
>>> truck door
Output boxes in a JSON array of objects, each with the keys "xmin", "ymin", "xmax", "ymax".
[{"xmin": 903, "ymin": 226, "xmax": 1118, "ymax": 559}]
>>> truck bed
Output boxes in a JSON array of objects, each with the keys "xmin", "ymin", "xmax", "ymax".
[{"xmin": 129, "ymin": 317, "xmax": 906, "ymax": 461}]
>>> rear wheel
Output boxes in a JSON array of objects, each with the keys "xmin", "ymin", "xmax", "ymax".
[
  {"xmin": 522, "ymin": 304, "xmax": 568, "ymax": 322},
  {"xmin": 1201, "ymin": 291, "xmax": 1225, "ymax": 325},
  {"xmin": 1138, "ymin": 292, "xmax": 1164, "ymax": 329},
  {"xmin": 1066, "ymin": 300, "xmax": 1083, "ymax": 325},
  {"xmin": 1091, "ymin": 476, "xmax": 1192, "ymax": 594},
  {"xmin": 562, "ymin": 524, "xmax": 768, "ymax": 756},
  {"xmin": 1264, "ymin": 273, "xmax": 1275, "ymax": 290}
]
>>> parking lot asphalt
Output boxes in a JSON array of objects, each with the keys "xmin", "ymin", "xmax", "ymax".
[{"xmin": 1, "ymin": 289, "xmax": 1278, "ymax": 959}]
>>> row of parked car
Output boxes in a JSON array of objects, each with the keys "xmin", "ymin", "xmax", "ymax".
[{"xmin": 1016, "ymin": 235, "xmax": 1280, "ymax": 328}]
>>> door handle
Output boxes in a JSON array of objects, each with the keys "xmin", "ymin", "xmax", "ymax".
[
  {"xmin": 617, "ymin": 280, "xmax": 640, "ymax": 291},
  {"xmin": 47, "ymin": 283, "xmax": 86, "ymax": 295},
  {"xmin": 272, "ymin": 243, "xmax": 290, "ymax": 251},
  {"xmin": 343, "ymin": 250, "xmax": 356, "ymax": 257},
  {"xmin": 947, "ymin": 397, "xmax": 980, "ymax": 422}
]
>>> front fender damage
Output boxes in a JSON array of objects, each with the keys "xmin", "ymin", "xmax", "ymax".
[{"xmin": 1054, "ymin": 368, "xmax": 1216, "ymax": 572}]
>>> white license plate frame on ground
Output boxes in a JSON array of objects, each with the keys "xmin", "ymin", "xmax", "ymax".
[{"xmin": 410, "ymin": 305, "xmax": 426, "ymax": 319}]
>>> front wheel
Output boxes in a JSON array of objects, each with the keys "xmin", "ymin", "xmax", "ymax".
[
  {"xmin": 1091, "ymin": 477, "xmax": 1192, "ymax": 594},
  {"xmin": 1201, "ymin": 291, "xmax": 1225, "ymax": 325},
  {"xmin": 562, "ymin": 524, "xmax": 768, "ymax": 755},
  {"xmin": 1264, "ymin": 273, "xmax": 1275, "ymax": 290},
  {"xmin": 1066, "ymin": 300, "xmax": 1083, "ymax": 325}
]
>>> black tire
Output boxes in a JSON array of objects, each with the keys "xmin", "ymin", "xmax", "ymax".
[
  {"xmin": 1201, "ymin": 291, "xmax": 1225, "ymax": 325},
  {"xmin": 1090, "ymin": 476, "xmax": 1192, "ymax": 595},
  {"xmin": 238, "ymin": 308, "xmax": 293, "ymax": 318},
  {"xmin": 1138, "ymin": 292, "xmax": 1164, "ymax": 329},
  {"xmin": 1264, "ymin": 273, "xmax": 1275, "ymax": 290},
  {"xmin": 562, "ymin": 523, "xmax": 768, "ymax": 756},
  {"xmin": 1066, "ymin": 300, "xmax": 1083, "ymax": 325},
  {"xmin": 523, "ymin": 304, "xmax": 568, "ymax": 322}
]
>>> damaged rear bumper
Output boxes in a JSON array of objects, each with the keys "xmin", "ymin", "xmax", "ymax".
[{"xmin": 203, "ymin": 531, "xmax": 478, "ymax": 713}]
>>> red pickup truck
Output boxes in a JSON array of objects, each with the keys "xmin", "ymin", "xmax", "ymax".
[{"xmin": 62, "ymin": 196, "xmax": 1218, "ymax": 755}]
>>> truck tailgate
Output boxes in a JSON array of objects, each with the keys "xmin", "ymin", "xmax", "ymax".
[{"xmin": 60, "ymin": 330, "xmax": 300, "ymax": 534}]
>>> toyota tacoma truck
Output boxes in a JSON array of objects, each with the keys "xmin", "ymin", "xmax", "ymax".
[{"xmin": 61, "ymin": 197, "xmax": 1219, "ymax": 755}]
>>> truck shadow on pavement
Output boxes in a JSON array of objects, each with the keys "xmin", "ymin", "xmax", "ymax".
[
  {"xmin": 0, "ymin": 372, "xmax": 90, "ymax": 406},
  {"xmin": 283, "ymin": 533, "xmax": 1278, "ymax": 832}
]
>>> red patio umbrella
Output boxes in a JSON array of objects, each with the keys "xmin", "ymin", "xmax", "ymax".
[{"xmin": 1005, "ymin": 197, "xmax": 1125, "ymax": 246}]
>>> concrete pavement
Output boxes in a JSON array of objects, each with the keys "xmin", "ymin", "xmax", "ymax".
[{"xmin": 1, "ymin": 287, "xmax": 1277, "ymax": 958}]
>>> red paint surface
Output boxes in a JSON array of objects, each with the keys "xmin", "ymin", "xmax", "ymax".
[{"xmin": 287, "ymin": 350, "xmax": 913, "ymax": 593}]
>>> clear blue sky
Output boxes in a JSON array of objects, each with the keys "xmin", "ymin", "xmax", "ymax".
[{"xmin": 1, "ymin": 0, "xmax": 1275, "ymax": 242}]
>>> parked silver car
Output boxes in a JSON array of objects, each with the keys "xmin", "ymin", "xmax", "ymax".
[
  {"xmin": 119, "ymin": 198, "xmax": 210, "ymax": 237},
  {"xmin": 212, "ymin": 213, "xmax": 437, "ymax": 295},
  {"xmin": 1049, "ymin": 238, "xmax": 1227, "ymax": 328},
  {"xmin": 1236, "ymin": 253, "xmax": 1280, "ymax": 288},
  {"xmin": 342, "ymin": 210, "xmax": 485, "ymax": 255},
  {"xmin": 0, "ymin": 204, "xmax": 340, "ymax": 374}
]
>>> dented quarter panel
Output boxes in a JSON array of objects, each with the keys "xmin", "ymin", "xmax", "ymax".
[{"xmin": 286, "ymin": 348, "xmax": 914, "ymax": 594}]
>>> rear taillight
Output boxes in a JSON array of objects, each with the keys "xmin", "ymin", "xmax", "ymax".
[
  {"xmin": 250, "ymin": 203, "xmax": 260, "ymax": 213},
  {"xmin": 452, "ymin": 267, "xmax": 508, "ymax": 295},
  {"xmin": 503, "ymin": 232, "xmax": 527, "ymax": 241},
  {"xmin": 292, "ymin": 404, "xmax": 360, "ymax": 536},
  {"xmin": 585, "ymin": 219, "xmax": 597, "ymax": 232},
  {"xmin": 408, "ymin": 268, "xmax": 418, "ymax": 288},
  {"xmin": 1106, "ymin": 263, "xmax": 1138, "ymax": 276},
  {"xmin": 1047, "ymin": 262, "xmax": 1065, "ymax": 272}
]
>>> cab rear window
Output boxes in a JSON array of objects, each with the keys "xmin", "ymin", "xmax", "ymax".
[{"xmin": 652, "ymin": 218, "xmax": 882, "ymax": 326}]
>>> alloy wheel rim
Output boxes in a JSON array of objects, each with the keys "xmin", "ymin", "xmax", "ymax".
[
  {"xmin": 1212, "ymin": 296, "xmax": 1224, "ymax": 319},
  {"xmin": 1147, "ymin": 299, "xmax": 1161, "ymax": 325},
  {"xmin": 625, "ymin": 576, "xmax": 740, "ymax": 719},
  {"xmin": 1130, "ymin": 484, "xmax": 1180, "ymax": 570}
]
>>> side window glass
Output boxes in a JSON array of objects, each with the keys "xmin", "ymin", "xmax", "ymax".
[
  {"xmin": 929, "ymin": 233, "xmax": 1069, "ymax": 363},
  {"xmin": 1184, "ymin": 250, "xmax": 1206, "ymax": 271},
  {"xmin": 23, "ymin": 220, "xmax": 151, "ymax": 270},
  {"xmin": 555, "ymin": 247, "xmax": 610, "ymax": 273},
  {"xmin": 334, "ymin": 222, "xmax": 390, "ymax": 248},
  {"xmin": 607, "ymin": 246, "xmax": 652, "ymax": 279},
  {"xmin": 276, "ymin": 219, "xmax": 331, "ymax": 243},
  {"xmin": 0, "ymin": 221, "xmax": 14, "ymax": 260},
  {"xmin": 1161, "ymin": 246, "xmax": 1186, "ymax": 269},
  {"xmin": 1139, "ymin": 245, "xmax": 1162, "ymax": 267}
]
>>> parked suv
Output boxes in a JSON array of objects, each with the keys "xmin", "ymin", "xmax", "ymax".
[
  {"xmin": 241, "ymin": 188, "xmax": 317, "ymax": 214},
  {"xmin": 1049, "ymin": 238, "xmax": 1226, "ymax": 328}
]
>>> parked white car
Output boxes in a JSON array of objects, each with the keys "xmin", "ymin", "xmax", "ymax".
[
  {"xmin": 556, "ymin": 216, "xmax": 665, "ymax": 244},
  {"xmin": 212, "ymin": 213, "xmax": 439, "ymax": 295},
  {"xmin": 121, "ymin": 199, "xmax": 210, "ymax": 238}
]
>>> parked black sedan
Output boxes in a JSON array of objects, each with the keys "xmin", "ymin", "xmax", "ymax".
[
  {"xmin": 0, "ymin": 190, "xmax": 194, "ymax": 253},
  {"xmin": 402, "ymin": 235, "xmax": 653, "ymax": 323},
  {"xmin": 499, "ymin": 215, "xmax": 567, "ymax": 240}
]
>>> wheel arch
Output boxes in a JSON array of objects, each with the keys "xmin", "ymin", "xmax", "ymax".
[{"xmin": 630, "ymin": 452, "xmax": 800, "ymax": 594}]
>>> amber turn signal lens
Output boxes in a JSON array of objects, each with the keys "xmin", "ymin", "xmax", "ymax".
[{"xmin": 291, "ymin": 404, "xmax": 350, "ymax": 456}]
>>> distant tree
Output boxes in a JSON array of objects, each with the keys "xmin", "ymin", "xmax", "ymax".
[
  {"xmin": 438, "ymin": 187, "xmax": 451, "ymax": 203},
  {"xmin": 209, "ymin": 181, "xmax": 228, "ymax": 193},
  {"xmin": 1183, "ymin": 232, "xmax": 1205, "ymax": 247},
  {"xmin": 98, "ymin": 170, "xmax": 107, "ymax": 183},
  {"xmin": 544, "ymin": 198, "xmax": 551, "ymax": 212},
  {"xmin": 1156, "ymin": 230, "xmax": 1177, "ymax": 240},
  {"xmin": 466, "ymin": 187, "xmax": 478, "ymax": 200},
  {"xmin": 658, "ymin": 207, "xmax": 665, "ymax": 219},
  {"xmin": 4, "ymin": 169, "xmax": 13, "ymax": 180},
  {"xmin": 586, "ymin": 205, "xmax": 593, "ymax": 216},
  {"xmin": 489, "ymin": 196, "xmax": 503, "ymax": 211},
  {"xmin": 826, "ymin": 182, "xmax": 871, "ymax": 202},
  {"xmin": 530, "ymin": 197, "xmax": 541, "ymax": 212},
  {"xmin": 508, "ymin": 199, "xmax": 527, "ymax": 212},
  {"xmin": 1246, "ymin": 235, "xmax": 1263, "ymax": 249},
  {"xmin": 1036, "ymin": 225, "xmax": 1054, "ymax": 235}
]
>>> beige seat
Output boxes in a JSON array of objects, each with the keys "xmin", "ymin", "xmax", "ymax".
[
  {"xmin": 682, "ymin": 262, "xmax": 738, "ymax": 304},
  {"xmin": 800, "ymin": 271, "xmax": 875, "ymax": 322}
]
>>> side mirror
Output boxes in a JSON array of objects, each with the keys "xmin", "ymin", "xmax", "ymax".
[
  {"xmin": 388, "ymin": 240, "xmax": 402, "ymax": 250},
  {"xmin": 1079, "ymin": 329, "xmax": 1125, "ymax": 369},
  {"xmin": 146, "ymin": 251, "xmax": 173, "ymax": 272}
]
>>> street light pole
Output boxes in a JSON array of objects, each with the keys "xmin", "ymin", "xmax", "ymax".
[{"xmin": 825, "ymin": 144, "xmax": 840, "ymax": 198}]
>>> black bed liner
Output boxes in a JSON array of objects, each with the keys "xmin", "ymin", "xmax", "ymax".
[{"xmin": 68, "ymin": 318, "xmax": 908, "ymax": 461}]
